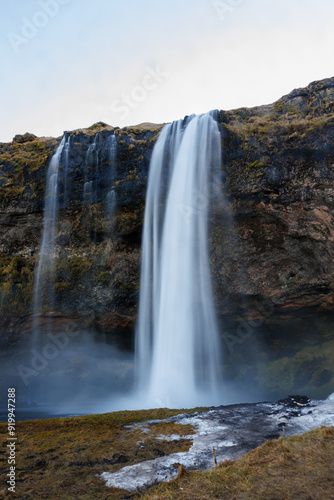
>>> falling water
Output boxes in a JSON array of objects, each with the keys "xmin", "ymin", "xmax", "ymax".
[
  {"xmin": 82, "ymin": 134, "xmax": 99, "ymax": 240},
  {"xmin": 83, "ymin": 181, "xmax": 94, "ymax": 205},
  {"xmin": 136, "ymin": 112, "xmax": 223, "ymax": 408},
  {"xmin": 62, "ymin": 136, "xmax": 71, "ymax": 208},
  {"xmin": 106, "ymin": 134, "xmax": 117, "ymax": 177},
  {"xmin": 84, "ymin": 134, "xmax": 99, "ymax": 204},
  {"xmin": 105, "ymin": 134, "xmax": 117, "ymax": 221},
  {"xmin": 29, "ymin": 132, "xmax": 118, "ymax": 404},
  {"xmin": 32, "ymin": 136, "xmax": 68, "ymax": 343},
  {"xmin": 83, "ymin": 133, "xmax": 117, "ymax": 226},
  {"xmin": 106, "ymin": 189, "xmax": 116, "ymax": 218}
]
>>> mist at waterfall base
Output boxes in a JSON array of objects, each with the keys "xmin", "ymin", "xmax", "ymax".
[
  {"xmin": 0, "ymin": 329, "xmax": 135, "ymax": 420},
  {"xmin": 1, "ymin": 113, "xmax": 269, "ymax": 420}
]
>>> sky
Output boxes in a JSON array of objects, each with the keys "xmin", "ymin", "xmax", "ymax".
[{"xmin": 0, "ymin": 0, "xmax": 334, "ymax": 142}]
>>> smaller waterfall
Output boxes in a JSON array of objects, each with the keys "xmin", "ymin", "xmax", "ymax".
[
  {"xmin": 82, "ymin": 135, "xmax": 99, "ymax": 239},
  {"xmin": 83, "ymin": 181, "xmax": 94, "ymax": 205},
  {"xmin": 32, "ymin": 136, "xmax": 68, "ymax": 343},
  {"xmin": 29, "ymin": 135, "xmax": 70, "ymax": 404},
  {"xmin": 83, "ymin": 133, "xmax": 117, "ymax": 234},
  {"xmin": 106, "ymin": 189, "xmax": 116, "ymax": 217},
  {"xmin": 63, "ymin": 136, "xmax": 71, "ymax": 209},
  {"xmin": 84, "ymin": 134, "xmax": 99, "ymax": 204},
  {"xmin": 105, "ymin": 134, "xmax": 117, "ymax": 224},
  {"xmin": 29, "ymin": 131, "xmax": 118, "ymax": 404}
]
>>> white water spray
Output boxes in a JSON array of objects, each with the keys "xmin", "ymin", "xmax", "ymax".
[{"xmin": 136, "ymin": 112, "xmax": 223, "ymax": 408}]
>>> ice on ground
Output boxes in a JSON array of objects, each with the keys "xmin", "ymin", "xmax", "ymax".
[{"xmin": 101, "ymin": 397, "xmax": 334, "ymax": 492}]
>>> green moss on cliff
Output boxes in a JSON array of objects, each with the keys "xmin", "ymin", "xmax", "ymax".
[
  {"xmin": 57, "ymin": 255, "xmax": 94, "ymax": 288},
  {"xmin": 115, "ymin": 205, "xmax": 144, "ymax": 233},
  {"xmin": 252, "ymin": 340, "xmax": 334, "ymax": 399},
  {"xmin": 0, "ymin": 254, "xmax": 35, "ymax": 314},
  {"xmin": 96, "ymin": 272, "xmax": 111, "ymax": 285}
]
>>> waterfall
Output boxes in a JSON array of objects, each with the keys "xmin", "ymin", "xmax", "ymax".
[
  {"xmin": 63, "ymin": 136, "xmax": 71, "ymax": 208},
  {"xmin": 29, "ymin": 132, "xmax": 119, "ymax": 404},
  {"xmin": 83, "ymin": 133, "xmax": 117, "ymax": 231},
  {"xmin": 32, "ymin": 136, "xmax": 68, "ymax": 343},
  {"xmin": 83, "ymin": 181, "xmax": 93, "ymax": 205},
  {"xmin": 106, "ymin": 189, "xmax": 116, "ymax": 218},
  {"xmin": 105, "ymin": 134, "xmax": 117, "ymax": 222},
  {"xmin": 136, "ymin": 111, "xmax": 223, "ymax": 408},
  {"xmin": 84, "ymin": 134, "xmax": 99, "ymax": 205}
]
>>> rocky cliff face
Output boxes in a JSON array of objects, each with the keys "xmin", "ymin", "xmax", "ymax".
[
  {"xmin": 216, "ymin": 77, "xmax": 334, "ymax": 315},
  {"xmin": 0, "ymin": 122, "xmax": 162, "ymax": 343},
  {"xmin": 1, "ymin": 78, "xmax": 334, "ymax": 399}
]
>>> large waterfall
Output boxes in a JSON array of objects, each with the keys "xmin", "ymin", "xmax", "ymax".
[{"xmin": 136, "ymin": 112, "xmax": 223, "ymax": 408}]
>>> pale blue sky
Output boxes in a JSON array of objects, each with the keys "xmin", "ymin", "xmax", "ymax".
[{"xmin": 1, "ymin": 0, "xmax": 334, "ymax": 142}]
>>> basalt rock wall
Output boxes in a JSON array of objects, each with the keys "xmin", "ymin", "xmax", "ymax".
[{"xmin": 1, "ymin": 78, "xmax": 334, "ymax": 363}]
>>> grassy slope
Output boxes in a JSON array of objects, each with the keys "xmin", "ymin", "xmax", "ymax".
[
  {"xmin": 0, "ymin": 408, "xmax": 203, "ymax": 499},
  {"xmin": 0, "ymin": 409, "xmax": 333, "ymax": 499},
  {"xmin": 146, "ymin": 426, "xmax": 334, "ymax": 500}
]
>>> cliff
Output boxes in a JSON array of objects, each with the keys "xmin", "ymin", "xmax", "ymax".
[{"xmin": 1, "ymin": 77, "xmax": 334, "ymax": 398}]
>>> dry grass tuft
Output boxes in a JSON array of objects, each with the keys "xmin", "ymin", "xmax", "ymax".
[{"xmin": 144, "ymin": 425, "xmax": 334, "ymax": 500}]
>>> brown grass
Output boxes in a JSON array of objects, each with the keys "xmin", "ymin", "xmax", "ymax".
[
  {"xmin": 1, "ymin": 409, "xmax": 333, "ymax": 499},
  {"xmin": 0, "ymin": 407, "xmax": 204, "ymax": 499},
  {"xmin": 145, "ymin": 426, "xmax": 334, "ymax": 500}
]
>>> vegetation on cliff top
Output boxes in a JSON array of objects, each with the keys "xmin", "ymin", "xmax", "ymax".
[{"xmin": 0, "ymin": 137, "xmax": 57, "ymax": 209}]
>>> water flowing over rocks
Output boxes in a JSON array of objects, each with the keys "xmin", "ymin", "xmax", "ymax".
[{"xmin": 1, "ymin": 79, "xmax": 334, "ymax": 400}]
